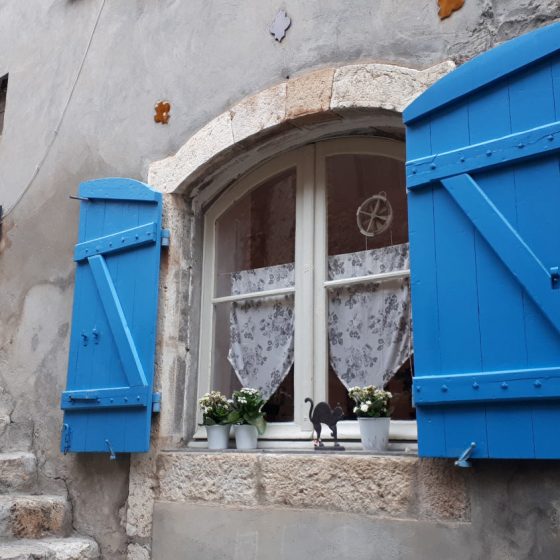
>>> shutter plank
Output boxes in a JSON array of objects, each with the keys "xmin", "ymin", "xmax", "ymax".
[
  {"xmin": 88, "ymin": 255, "xmax": 147, "ymax": 388},
  {"xmin": 467, "ymin": 85, "xmax": 528, "ymax": 373},
  {"xmin": 431, "ymin": 106, "xmax": 482, "ymax": 377},
  {"xmin": 430, "ymin": 104, "xmax": 487, "ymax": 458},
  {"xmin": 407, "ymin": 121, "xmax": 441, "ymax": 377}
]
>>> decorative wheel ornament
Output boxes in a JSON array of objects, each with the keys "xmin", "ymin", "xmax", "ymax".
[{"xmin": 356, "ymin": 192, "xmax": 393, "ymax": 237}]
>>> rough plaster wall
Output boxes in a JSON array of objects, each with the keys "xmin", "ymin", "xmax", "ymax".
[{"xmin": 0, "ymin": 0, "xmax": 559, "ymax": 558}]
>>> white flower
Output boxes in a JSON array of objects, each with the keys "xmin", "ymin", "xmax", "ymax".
[{"xmin": 360, "ymin": 403, "xmax": 369, "ymax": 413}]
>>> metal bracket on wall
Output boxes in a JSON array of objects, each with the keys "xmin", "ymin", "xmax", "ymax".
[
  {"xmin": 152, "ymin": 392, "xmax": 161, "ymax": 413},
  {"xmin": 161, "ymin": 229, "xmax": 170, "ymax": 248},
  {"xmin": 438, "ymin": 0, "xmax": 465, "ymax": 20},
  {"xmin": 269, "ymin": 10, "xmax": 291, "ymax": 42}
]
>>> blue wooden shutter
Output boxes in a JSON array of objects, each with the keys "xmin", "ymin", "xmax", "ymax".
[
  {"xmin": 60, "ymin": 178, "xmax": 164, "ymax": 454},
  {"xmin": 404, "ymin": 22, "xmax": 560, "ymax": 460}
]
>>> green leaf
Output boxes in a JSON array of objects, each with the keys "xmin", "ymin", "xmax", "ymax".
[
  {"xmin": 225, "ymin": 410, "xmax": 241, "ymax": 425},
  {"xmin": 249, "ymin": 415, "xmax": 267, "ymax": 435}
]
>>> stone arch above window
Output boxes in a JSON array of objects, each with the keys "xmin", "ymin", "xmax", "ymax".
[
  {"xmin": 148, "ymin": 60, "xmax": 456, "ymax": 448},
  {"xmin": 148, "ymin": 61, "xmax": 455, "ymax": 198}
]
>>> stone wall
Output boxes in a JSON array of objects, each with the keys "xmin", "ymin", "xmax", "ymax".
[{"xmin": 150, "ymin": 452, "xmax": 560, "ymax": 560}]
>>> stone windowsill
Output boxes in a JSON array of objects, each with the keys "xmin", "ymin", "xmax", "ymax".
[
  {"xmin": 169, "ymin": 444, "xmax": 418, "ymax": 457},
  {"xmin": 155, "ymin": 448, "xmax": 470, "ymax": 523}
]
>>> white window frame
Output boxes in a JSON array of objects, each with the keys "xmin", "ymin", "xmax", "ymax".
[{"xmin": 194, "ymin": 138, "xmax": 416, "ymax": 442}]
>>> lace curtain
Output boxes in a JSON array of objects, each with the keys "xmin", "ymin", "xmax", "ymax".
[
  {"xmin": 227, "ymin": 263, "xmax": 295, "ymax": 401},
  {"xmin": 327, "ymin": 243, "xmax": 411, "ymax": 389},
  {"xmin": 227, "ymin": 244, "xmax": 411, "ymax": 400}
]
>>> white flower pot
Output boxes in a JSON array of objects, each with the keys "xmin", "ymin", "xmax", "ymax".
[
  {"xmin": 358, "ymin": 417, "xmax": 390, "ymax": 451},
  {"xmin": 234, "ymin": 424, "xmax": 259, "ymax": 450},
  {"xmin": 206, "ymin": 424, "xmax": 231, "ymax": 450}
]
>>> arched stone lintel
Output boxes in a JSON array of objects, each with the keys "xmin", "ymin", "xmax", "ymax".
[{"xmin": 147, "ymin": 61, "xmax": 455, "ymax": 197}]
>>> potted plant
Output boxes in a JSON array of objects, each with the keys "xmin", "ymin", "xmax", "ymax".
[
  {"xmin": 349, "ymin": 385, "xmax": 392, "ymax": 451},
  {"xmin": 199, "ymin": 391, "xmax": 233, "ymax": 450},
  {"xmin": 228, "ymin": 388, "xmax": 267, "ymax": 450}
]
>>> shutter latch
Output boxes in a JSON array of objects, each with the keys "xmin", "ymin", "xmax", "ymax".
[
  {"xmin": 105, "ymin": 439, "xmax": 117, "ymax": 460},
  {"xmin": 455, "ymin": 442, "xmax": 476, "ymax": 468}
]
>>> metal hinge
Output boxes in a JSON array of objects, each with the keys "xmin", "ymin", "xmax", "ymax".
[
  {"xmin": 161, "ymin": 229, "xmax": 170, "ymax": 248},
  {"xmin": 152, "ymin": 392, "xmax": 162, "ymax": 413}
]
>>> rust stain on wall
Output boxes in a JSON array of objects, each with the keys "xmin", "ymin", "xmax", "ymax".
[{"xmin": 438, "ymin": 0, "xmax": 465, "ymax": 20}]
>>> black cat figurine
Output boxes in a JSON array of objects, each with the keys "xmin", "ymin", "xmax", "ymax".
[{"xmin": 305, "ymin": 398, "xmax": 345, "ymax": 450}]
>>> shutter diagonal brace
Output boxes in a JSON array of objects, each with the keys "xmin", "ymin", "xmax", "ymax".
[
  {"xmin": 88, "ymin": 254, "xmax": 148, "ymax": 388},
  {"xmin": 441, "ymin": 173, "xmax": 560, "ymax": 335}
]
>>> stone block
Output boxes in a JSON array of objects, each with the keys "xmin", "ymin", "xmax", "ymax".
[
  {"xmin": 0, "ymin": 495, "xmax": 71, "ymax": 539},
  {"xmin": 286, "ymin": 68, "xmax": 334, "ymax": 120},
  {"xmin": 157, "ymin": 452, "xmax": 259, "ymax": 506},
  {"xmin": 259, "ymin": 453, "xmax": 417, "ymax": 517},
  {"xmin": 0, "ymin": 537, "xmax": 99, "ymax": 560},
  {"xmin": 331, "ymin": 61, "xmax": 455, "ymax": 114},
  {"xmin": 0, "ymin": 422, "xmax": 34, "ymax": 453},
  {"xmin": 230, "ymin": 83, "xmax": 287, "ymax": 143},
  {"xmin": 148, "ymin": 111, "xmax": 234, "ymax": 194},
  {"xmin": 126, "ymin": 453, "xmax": 158, "ymax": 539},
  {"xmin": 416, "ymin": 458, "xmax": 470, "ymax": 522},
  {"xmin": 0, "ymin": 453, "xmax": 37, "ymax": 494},
  {"xmin": 126, "ymin": 543, "xmax": 150, "ymax": 560}
]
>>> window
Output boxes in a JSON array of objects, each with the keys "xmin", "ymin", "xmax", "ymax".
[
  {"xmin": 197, "ymin": 138, "xmax": 415, "ymax": 441},
  {"xmin": 0, "ymin": 74, "xmax": 7, "ymax": 135}
]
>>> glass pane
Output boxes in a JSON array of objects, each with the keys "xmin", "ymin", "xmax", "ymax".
[
  {"xmin": 215, "ymin": 168, "xmax": 296, "ymax": 297},
  {"xmin": 326, "ymin": 154, "xmax": 407, "ymax": 267},
  {"xmin": 213, "ymin": 299, "xmax": 294, "ymax": 422},
  {"xmin": 325, "ymin": 151, "xmax": 413, "ymax": 420},
  {"xmin": 212, "ymin": 168, "xmax": 296, "ymax": 422},
  {"xmin": 328, "ymin": 358, "xmax": 415, "ymax": 420},
  {"xmin": 213, "ymin": 302, "xmax": 242, "ymax": 397}
]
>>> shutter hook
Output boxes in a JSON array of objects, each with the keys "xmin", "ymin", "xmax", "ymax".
[
  {"xmin": 550, "ymin": 267, "xmax": 560, "ymax": 290},
  {"xmin": 455, "ymin": 442, "xmax": 476, "ymax": 468},
  {"xmin": 62, "ymin": 423, "xmax": 71, "ymax": 455},
  {"xmin": 105, "ymin": 439, "xmax": 116, "ymax": 460}
]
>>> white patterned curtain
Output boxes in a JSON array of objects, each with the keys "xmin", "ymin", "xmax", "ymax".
[
  {"xmin": 327, "ymin": 243, "xmax": 411, "ymax": 389},
  {"xmin": 227, "ymin": 263, "xmax": 295, "ymax": 401},
  {"xmin": 227, "ymin": 244, "xmax": 411, "ymax": 400}
]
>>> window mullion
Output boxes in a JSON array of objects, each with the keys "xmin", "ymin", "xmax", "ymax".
[
  {"xmin": 313, "ymin": 144, "xmax": 328, "ymax": 407},
  {"xmin": 293, "ymin": 146, "xmax": 315, "ymax": 430}
]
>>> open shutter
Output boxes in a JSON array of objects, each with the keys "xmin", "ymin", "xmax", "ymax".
[
  {"xmin": 61, "ymin": 178, "xmax": 165, "ymax": 454},
  {"xmin": 404, "ymin": 22, "xmax": 560, "ymax": 460}
]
